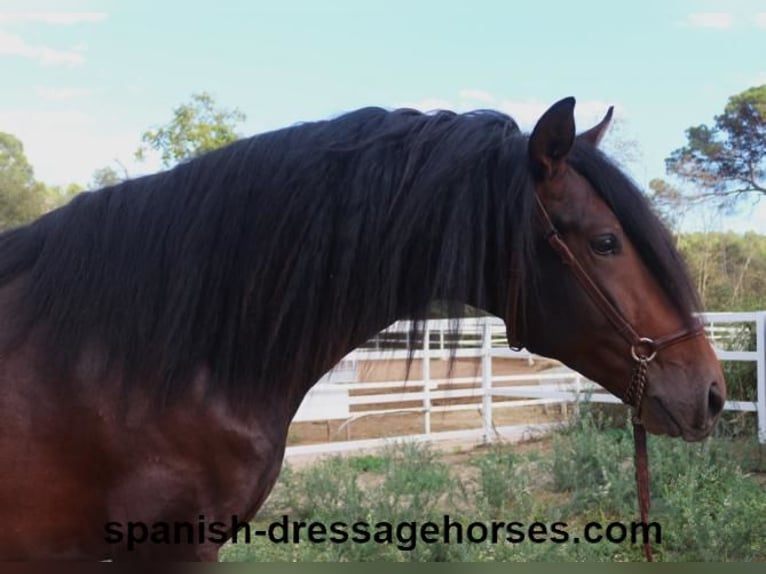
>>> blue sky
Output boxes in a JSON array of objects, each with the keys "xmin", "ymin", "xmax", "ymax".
[{"xmin": 1, "ymin": 0, "xmax": 765, "ymax": 231}]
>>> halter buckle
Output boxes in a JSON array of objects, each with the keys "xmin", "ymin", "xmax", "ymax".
[{"xmin": 631, "ymin": 337, "xmax": 657, "ymax": 363}]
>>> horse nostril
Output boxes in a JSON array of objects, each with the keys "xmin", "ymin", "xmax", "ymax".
[{"xmin": 708, "ymin": 381, "xmax": 724, "ymax": 418}]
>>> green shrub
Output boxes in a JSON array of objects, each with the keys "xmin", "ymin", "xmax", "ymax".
[
  {"xmin": 471, "ymin": 445, "xmax": 536, "ymax": 517},
  {"xmin": 222, "ymin": 418, "xmax": 766, "ymax": 562},
  {"xmin": 550, "ymin": 410, "xmax": 637, "ymax": 516}
]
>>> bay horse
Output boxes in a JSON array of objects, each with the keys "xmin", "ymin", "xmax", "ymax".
[{"xmin": 0, "ymin": 98, "xmax": 725, "ymax": 560}]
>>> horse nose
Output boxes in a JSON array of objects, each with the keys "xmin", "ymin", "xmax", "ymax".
[{"xmin": 707, "ymin": 380, "xmax": 725, "ymax": 419}]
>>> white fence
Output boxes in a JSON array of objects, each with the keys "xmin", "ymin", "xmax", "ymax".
[{"xmin": 286, "ymin": 312, "xmax": 766, "ymax": 457}]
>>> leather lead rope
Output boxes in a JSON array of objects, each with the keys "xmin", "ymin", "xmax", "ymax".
[
  {"xmin": 633, "ymin": 420, "xmax": 653, "ymax": 561},
  {"xmin": 629, "ymin": 358, "xmax": 653, "ymax": 561}
]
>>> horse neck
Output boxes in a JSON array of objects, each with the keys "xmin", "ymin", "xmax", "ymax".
[{"xmin": 287, "ymin": 197, "xmax": 500, "ymax": 402}]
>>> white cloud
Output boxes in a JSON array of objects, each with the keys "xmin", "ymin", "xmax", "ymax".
[
  {"xmin": 0, "ymin": 109, "xmax": 149, "ymax": 186},
  {"xmin": 754, "ymin": 13, "xmax": 766, "ymax": 28},
  {"xmin": 35, "ymin": 86, "xmax": 94, "ymax": 101},
  {"xmin": 685, "ymin": 12, "xmax": 733, "ymax": 29},
  {"xmin": 459, "ymin": 89, "xmax": 495, "ymax": 103},
  {"xmin": 399, "ymin": 97, "xmax": 455, "ymax": 111},
  {"xmin": 402, "ymin": 89, "xmax": 496, "ymax": 111},
  {"xmin": 0, "ymin": 30, "xmax": 83, "ymax": 65},
  {"xmin": 0, "ymin": 12, "xmax": 107, "ymax": 25},
  {"xmin": 494, "ymin": 99, "xmax": 547, "ymax": 128}
]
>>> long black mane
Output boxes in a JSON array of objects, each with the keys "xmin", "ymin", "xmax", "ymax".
[{"xmin": 0, "ymin": 106, "xmax": 698, "ymax": 406}]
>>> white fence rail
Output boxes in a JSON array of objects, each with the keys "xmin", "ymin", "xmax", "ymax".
[{"xmin": 287, "ymin": 312, "xmax": 766, "ymax": 457}]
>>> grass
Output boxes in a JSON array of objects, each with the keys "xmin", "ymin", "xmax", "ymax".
[{"xmin": 221, "ymin": 407, "xmax": 766, "ymax": 562}]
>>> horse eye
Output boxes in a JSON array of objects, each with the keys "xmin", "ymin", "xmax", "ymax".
[{"xmin": 589, "ymin": 233, "xmax": 620, "ymax": 255}]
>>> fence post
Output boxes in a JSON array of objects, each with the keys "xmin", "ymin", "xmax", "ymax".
[
  {"xmin": 423, "ymin": 321, "xmax": 431, "ymax": 436},
  {"xmin": 756, "ymin": 312, "xmax": 766, "ymax": 445},
  {"xmin": 481, "ymin": 318, "xmax": 493, "ymax": 443},
  {"xmin": 574, "ymin": 373, "xmax": 582, "ymax": 419}
]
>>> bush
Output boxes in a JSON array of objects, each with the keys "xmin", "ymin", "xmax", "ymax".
[
  {"xmin": 550, "ymin": 409, "xmax": 637, "ymax": 517},
  {"xmin": 222, "ymin": 418, "xmax": 766, "ymax": 562}
]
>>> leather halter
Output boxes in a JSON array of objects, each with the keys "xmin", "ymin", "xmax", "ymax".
[{"xmin": 533, "ymin": 194, "xmax": 705, "ymax": 561}]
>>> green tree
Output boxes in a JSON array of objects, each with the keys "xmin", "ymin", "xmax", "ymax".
[
  {"xmin": 677, "ymin": 232, "xmax": 766, "ymax": 311},
  {"xmin": 90, "ymin": 165, "xmax": 123, "ymax": 189},
  {"xmin": 666, "ymin": 85, "xmax": 765, "ymax": 210},
  {"xmin": 647, "ymin": 178, "xmax": 685, "ymax": 231},
  {"xmin": 44, "ymin": 182, "xmax": 84, "ymax": 211},
  {"xmin": 0, "ymin": 132, "xmax": 48, "ymax": 230},
  {"xmin": 135, "ymin": 92, "xmax": 246, "ymax": 167}
]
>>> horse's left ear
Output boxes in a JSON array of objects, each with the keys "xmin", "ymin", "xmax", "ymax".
[
  {"xmin": 578, "ymin": 106, "xmax": 614, "ymax": 147},
  {"xmin": 529, "ymin": 97, "xmax": 576, "ymax": 181}
]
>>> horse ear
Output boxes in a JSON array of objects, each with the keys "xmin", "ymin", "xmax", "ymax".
[
  {"xmin": 578, "ymin": 106, "xmax": 614, "ymax": 147},
  {"xmin": 528, "ymin": 97, "xmax": 576, "ymax": 181}
]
